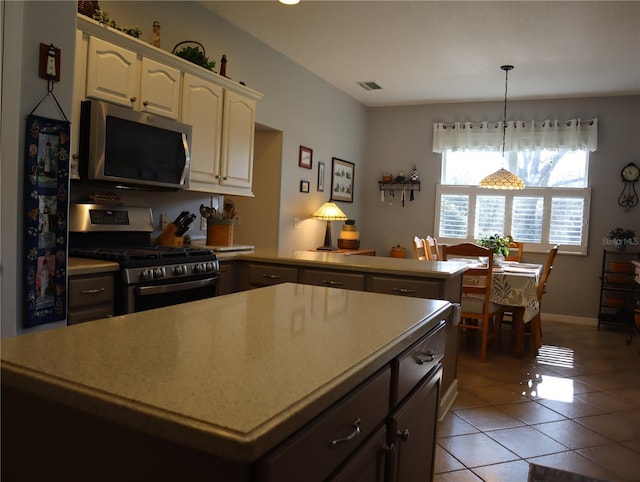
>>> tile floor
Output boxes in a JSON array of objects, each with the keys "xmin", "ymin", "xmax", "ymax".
[{"xmin": 435, "ymin": 320, "xmax": 640, "ymax": 482}]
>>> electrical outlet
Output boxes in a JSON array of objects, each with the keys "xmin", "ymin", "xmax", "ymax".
[
  {"xmin": 160, "ymin": 213, "xmax": 169, "ymax": 230},
  {"xmin": 200, "ymin": 216, "xmax": 207, "ymax": 230},
  {"xmin": 293, "ymin": 217, "xmax": 301, "ymax": 229}
]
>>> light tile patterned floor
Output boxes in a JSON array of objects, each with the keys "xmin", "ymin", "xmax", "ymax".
[{"xmin": 435, "ymin": 320, "xmax": 640, "ymax": 482}]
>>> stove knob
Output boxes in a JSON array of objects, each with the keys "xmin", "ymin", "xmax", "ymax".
[
  {"xmin": 193, "ymin": 263, "xmax": 203, "ymax": 274},
  {"xmin": 173, "ymin": 265, "xmax": 187, "ymax": 276},
  {"xmin": 140, "ymin": 269, "xmax": 153, "ymax": 281},
  {"xmin": 206, "ymin": 262, "xmax": 216, "ymax": 272},
  {"xmin": 154, "ymin": 267, "xmax": 165, "ymax": 279}
]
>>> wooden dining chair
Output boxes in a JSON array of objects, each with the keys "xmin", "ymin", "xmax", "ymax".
[
  {"xmin": 504, "ymin": 239, "xmax": 524, "ymax": 262},
  {"xmin": 412, "ymin": 236, "xmax": 429, "ymax": 260},
  {"xmin": 528, "ymin": 245, "xmax": 559, "ymax": 350},
  {"xmin": 442, "ymin": 242, "xmax": 502, "ymax": 361},
  {"xmin": 424, "ymin": 236, "xmax": 441, "ymax": 261}
]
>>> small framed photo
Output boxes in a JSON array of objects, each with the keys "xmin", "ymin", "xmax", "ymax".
[
  {"xmin": 300, "ymin": 180, "xmax": 310, "ymax": 193},
  {"xmin": 330, "ymin": 157, "xmax": 354, "ymax": 203},
  {"xmin": 317, "ymin": 161, "xmax": 325, "ymax": 192},
  {"xmin": 299, "ymin": 145, "xmax": 313, "ymax": 169}
]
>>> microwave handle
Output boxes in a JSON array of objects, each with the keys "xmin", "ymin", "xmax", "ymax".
[{"xmin": 180, "ymin": 133, "xmax": 191, "ymax": 186}]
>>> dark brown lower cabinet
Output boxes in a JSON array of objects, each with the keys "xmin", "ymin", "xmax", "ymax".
[
  {"xmin": 387, "ymin": 368, "xmax": 441, "ymax": 482},
  {"xmin": 328, "ymin": 425, "xmax": 388, "ymax": 482}
]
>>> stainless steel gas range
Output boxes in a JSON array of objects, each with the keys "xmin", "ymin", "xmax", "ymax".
[{"xmin": 69, "ymin": 204, "xmax": 220, "ymax": 315}]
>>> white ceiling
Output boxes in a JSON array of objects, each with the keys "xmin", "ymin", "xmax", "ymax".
[{"xmin": 201, "ymin": 0, "xmax": 640, "ymax": 107}]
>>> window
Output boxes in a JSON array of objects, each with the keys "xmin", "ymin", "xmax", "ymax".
[{"xmin": 436, "ymin": 149, "xmax": 591, "ymax": 254}]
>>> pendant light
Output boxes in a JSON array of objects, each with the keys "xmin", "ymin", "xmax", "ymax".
[{"xmin": 479, "ymin": 65, "xmax": 525, "ymax": 190}]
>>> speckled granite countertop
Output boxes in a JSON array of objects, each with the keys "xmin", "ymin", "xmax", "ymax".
[
  {"xmin": 1, "ymin": 283, "xmax": 450, "ymax": 463},
  {"xmin": 226, "ymin": 248, "xmax": 469, "ymax": 279}
]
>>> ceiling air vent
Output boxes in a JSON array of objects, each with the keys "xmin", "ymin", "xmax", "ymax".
[{"xmin": 357, "ymin": 81, "xmax": 382, "ymax": 91}]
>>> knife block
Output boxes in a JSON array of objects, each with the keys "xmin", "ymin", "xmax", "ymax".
[{"xmin": 157, "ymin": 223, "xmax": 184, "ymax": 247}]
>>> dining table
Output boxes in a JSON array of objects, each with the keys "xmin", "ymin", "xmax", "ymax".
[{"xmin": 464, "ymin": 260, "xmax": 544, "ymax": 357}]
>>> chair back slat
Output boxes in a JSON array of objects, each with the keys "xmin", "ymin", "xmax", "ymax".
[
  {"xmin": 425, "ymin": 236, "xmax": 441, "ymax": 260},
  {"xmin": 537, "ymin": 245, "xmax": 559, "ymax": 301},
  {"xmin": 505, "ymin": 240, "xmax": 524, "ymax": 262},
  {"xmin": 412, "ymin": 236, "xmax": 428, "ymax": 260}
]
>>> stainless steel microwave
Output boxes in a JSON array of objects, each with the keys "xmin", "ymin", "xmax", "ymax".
[{"xmin": 79, "ymin": 100, "xmax": 192, "ymax": 190}]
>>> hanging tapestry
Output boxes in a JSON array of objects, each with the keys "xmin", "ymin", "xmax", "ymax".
[{"xmin": 23, "ymin": 114, "xmax": 70, "ymax": 327}]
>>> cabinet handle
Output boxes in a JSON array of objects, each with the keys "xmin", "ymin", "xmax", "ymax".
[
  {"xmin": 80, "ymin": 288, "xmax": 105, "ymax": 295},
  {"xmin": 223, "ymin": 176, "xmax": 228, "ymax": 180},
  {"xmin": 415, "ymin": 351, "xmax": 435, "ymax": 365},
  {"xmin": 392, "ymin": 288, "xmax": 416, "ymax": 295},
  {"xmin": 143, "ymin": 100, "xmax": 149, "ymax": 107},
  {"xmin": 262, "ymin": 274, "xmax": 281, "ymax": 280},
  {"xmin": 397, "ymin": 428, "xmax": 411, "ymax": 442},
  {"xmin": 130, "ymin": 96, "xmax": 137, "ymax": 103},
  {"xmin": 329, "ymin": 418, "xmax": 361, "ymax": 447},
  {"xmin": 322, "ymin": 280, "xmax": 343, "ymax": 287}
]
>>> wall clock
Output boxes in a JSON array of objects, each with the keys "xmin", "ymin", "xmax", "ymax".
[{"xmin": 618, "ymin": 162, "xmax": 639, "ymax": 211}]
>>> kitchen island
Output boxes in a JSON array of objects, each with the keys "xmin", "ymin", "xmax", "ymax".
[{"xmin": 2, "ymin": 283, "xmax": 455, "ymax": 481}]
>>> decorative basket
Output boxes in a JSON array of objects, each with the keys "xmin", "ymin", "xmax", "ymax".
[
  {"xmin": 207, "ymin": 219, "xmax": 234, "ymax": 246},
  {"xmin": 172, "ymin": 41, "xmax": 216, "ymax": 71}
]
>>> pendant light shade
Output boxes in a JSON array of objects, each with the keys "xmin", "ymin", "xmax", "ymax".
[{"xmin": 479, "ymin": 65, "xmax": 525, "ymax": 190}]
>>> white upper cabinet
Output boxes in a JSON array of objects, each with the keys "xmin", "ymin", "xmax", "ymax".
[
  {"xmin": 86, "ymin": 37, "xmax": 181, "ymax": 119},
  {"xmin": 182, "ymin": 72, "xmax": 224, "ymax": 188},
  {"xmin": 220, "ymin": 91, "xmax": 256, "ymax": 191},
  {"xmin": 76, "ymin": 14, "xmax": 262, "ymax": 196},
  {"xmin": 139, "ymin": 57, "xmax": 181, "ymax": 119},
  {"xmin": 86, "ymin": 36, "xmax": 140, "ymax": 109}
]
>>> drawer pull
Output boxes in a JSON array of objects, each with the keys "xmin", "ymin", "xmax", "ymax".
[
  {"xmin": 415, "ymin": 351, "xmax": 435, "ymax": 365},
  {"xmin": 262, "ymin": 274, "xmax": 282, "ymax": 280},
  {"xmin": 397, "ymin": 428, "xmax": 411, "ymax": 442},
  {"xmin": 329, "ymin": 418, "xmax": 361, "ymax": 448},
  {"xmin": 80, "ymin": 288, "xmax": 105, "ymax": 295},
  {"xmin": 392, "ymin": 288, "xmax": 416, "ymax": 295},
  {"xmin": 322, "ymin": 280, "xmax": 343, "ymax": 287}
]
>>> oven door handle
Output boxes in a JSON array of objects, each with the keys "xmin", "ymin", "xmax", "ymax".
[{"xmin": 135, "ymin": 276, "xmax": 219, "ymax": 297}]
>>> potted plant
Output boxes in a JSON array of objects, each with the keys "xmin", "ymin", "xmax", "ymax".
[
  {"xmin": 608, "ymin": 227, "xmax": 636, "ymax": 250},
  {"xmin": 477, "ymin": 234, "xmax": 513, "ymax": 265}
]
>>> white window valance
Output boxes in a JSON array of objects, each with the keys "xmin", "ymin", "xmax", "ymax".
[{"xmin": 432, "ymin": 118, "xmax": 598, "ymax": 153}]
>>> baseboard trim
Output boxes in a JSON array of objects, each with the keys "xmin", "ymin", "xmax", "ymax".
[
  {"xmin": 542, "ymin": 313, "xmax": 597, "ymax": 327},
  {"xmin": 438, "ymin": 378, "xmax": 458, "ymax": 421}
]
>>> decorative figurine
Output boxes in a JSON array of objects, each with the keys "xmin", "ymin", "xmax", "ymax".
[
  {"xmin": 151, "ymin": 21, "xmax": 161, "ymax": 47},
  {"xmin": 220, "ymin": 54, "xmax": 227, "ymax": 77}
]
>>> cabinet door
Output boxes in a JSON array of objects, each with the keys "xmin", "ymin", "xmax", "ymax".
[
  {"xmin": 182, "ymin": 72, "xmax": 223, "ymax": 188},
  {"xmin": 387, "ymin": 369, "xmax": 441, "ymax": 482},
  {"xmin": 86, "ymin": 37, "xmax": 139, "ymax": 108},
  {"xmin": 68, "ymin": 273, "xmax": 114, "ymax": 325},
  {"xmin": 368, "ymin": 275, "xmax": 441, "ymax": 299},
  {"xmin": 139, "ymin": 57, "xmax": 181, "ymax": 119},
  {"xmin": 220, "ymin": 90, "xmax": 256, "ymax": 189},
  {"xmin": 303, "ymin": 269, "xmax": 365, "ymax": 291},
  {"xmin": 328, "ymin": 425, "xmax": 387, "ymax": 482}
]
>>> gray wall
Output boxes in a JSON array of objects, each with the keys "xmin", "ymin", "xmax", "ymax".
[
  {"xmin": 363, "ymin": 96, "xmax": 640, "ymax": 320},
  {"xmin": 2, "ymin": 1, "xmax": 638, "ymax": 336}
]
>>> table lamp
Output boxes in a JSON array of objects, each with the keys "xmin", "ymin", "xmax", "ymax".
[{"xmin": 311, "ymin": 202, "xmax": 347, "ymax": 251}]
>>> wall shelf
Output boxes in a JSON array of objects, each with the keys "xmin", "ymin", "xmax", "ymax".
[{"xmin": 378, "ymin": 180, "xmax": 421, "ymax": 191}]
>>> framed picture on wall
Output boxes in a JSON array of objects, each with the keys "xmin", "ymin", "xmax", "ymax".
[
  {"xmin": 317, "ymin": 162, "xmax": 325, "ymax": 192},
  {"xmin": 300, "ymin": 180, "xmax": 310, "ymax": 193},
  {"xmin": 299, "ymin": 145, "xmax": 312, "ymax": 169},
  {"xmin": 330, "ymin": 157, "xmax": 354, "ymax": 203}
]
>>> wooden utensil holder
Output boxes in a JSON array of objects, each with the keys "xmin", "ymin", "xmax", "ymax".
[{"xmin": 157, "ymin": 223, "xmax": 184, "ymax": 247}]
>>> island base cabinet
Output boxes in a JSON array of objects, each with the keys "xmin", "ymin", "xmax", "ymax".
[
  {"xmin": 257, "ymin": 368, "xmax": 391, "ymax": 482},
  {"xmin": 1, "ymin": 385, "xmax": 250, "ymax": 482},
  {"xmin": 386, "ymin": 367, "xmax": 441, "ymax": 482}
]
